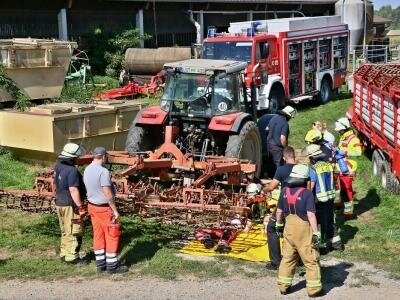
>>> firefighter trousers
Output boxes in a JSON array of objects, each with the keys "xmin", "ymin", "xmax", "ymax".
[
  {"xmin": 278, "ymin": 215, "xmax": 321, "ymax": 297},
  {"xmin": 56, "ymin": 206, "xmax": 82, "ymax": 262},
  {"xmin": 267, "ymin": 217, "xmax": 281, "ymax": 267},
  {"xmin": 267, "ymin": 142, "xmax": 283, "ymax": 178},
  {"xmin": 88, "ymin": 204, "xmax": 121, "ymax": 270},
  {"xmin": 316, "ymin": 200, "xmax": 335, "ymax": 246}
]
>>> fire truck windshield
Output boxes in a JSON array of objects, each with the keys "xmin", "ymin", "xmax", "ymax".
[{"xmin": 202, "ymin": 42, "xmax": 252, "ymax": 62}]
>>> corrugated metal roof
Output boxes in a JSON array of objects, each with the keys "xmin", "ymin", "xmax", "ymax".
[{"xmin": 107, "ymin": 0, "xmax": 337, "ymax": 3}]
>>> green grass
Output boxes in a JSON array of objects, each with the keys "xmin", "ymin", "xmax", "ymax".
[
  {"xmin": 1, "ymin": 91, "xmax": 400, "ymax": 279},
  {"xmin": 287, "ymin": 94, "xmax": 400, "ymax": 275},
  {"xmin": 289, "ymin": 95, "xmax": 352, "ymax": 148},
  {"xmin": 0, "ymin": 152, "xmax": 39, "ymax": 189},
  {"xmin": 332, "ymin": 154, "xmax": 400, "ymax": 275},
  {"xmin": 56, "ymin": 75, "xmax": 119, "ymax": 103}
]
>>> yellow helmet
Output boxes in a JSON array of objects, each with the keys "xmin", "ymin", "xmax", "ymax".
[{"xmin": 304, "ymin": 129, "xmax": 323, "ymax": 144}]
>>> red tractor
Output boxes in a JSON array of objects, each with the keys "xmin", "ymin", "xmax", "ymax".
[{"xmin": 126, "ymin": 59, "xmax": 262, "ymax": 175}]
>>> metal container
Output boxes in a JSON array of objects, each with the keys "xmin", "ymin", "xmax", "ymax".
[
  {"xmin": 0, "ymin": 38, "xmax": 76, "ymax": 102},
  {"xmin": 335, "ymin": 0, "xmax": 373, "ymax": 50},
  {"xmin": 124, "ymin": 47, "xmax": 192, "ymax": 75},
  {"xmin": 0, "ymin": 100, "xmax": 146, "ymax": 162}
]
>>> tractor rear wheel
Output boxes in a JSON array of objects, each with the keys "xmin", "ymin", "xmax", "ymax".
[
  {"xmin": 225, "ymin": 121, "xmax": 262, "ymax": 176},
  {"xmin": 126, "ymin": 124, "xmax": 162, "ymax": 155}
]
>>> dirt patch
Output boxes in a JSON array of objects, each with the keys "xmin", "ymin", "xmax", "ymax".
[
  {"xmin": 1, "ymin": 258, "xmax": 400, "ymax": 300},
  {"xmin": 0, "ymin": 249, "xmax": 12, "ymax": 260},
  {"xmin": 357, "ymin": 210, "xmax": 375, "ymax": 224}
]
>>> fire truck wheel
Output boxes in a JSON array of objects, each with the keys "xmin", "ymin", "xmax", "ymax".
[
  {"xmin": 380, "ymin": 159, "xmax": 400, "ymax": 194},
  {"xmin": 372, "ymin": 150, "xmax": 383, "ymax": 177},
  {"xmin": 268, "ymin": 89, "xmax": 283, "ymax": 114},
  {"xmin": 126, "ymin": 124, "xmax": 160, "ymax": 154},
  {"xmin": 225, "ymin": 121, "xmax": 262, "ymax": 177},
  {"xmin": 318, "ymin": 79, "xmax": 332, "ymax": 104}
]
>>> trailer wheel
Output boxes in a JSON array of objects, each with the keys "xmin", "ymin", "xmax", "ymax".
[
  {"xmin": 380, "ymin": 160, "xmax": 400, "ymax": 194},
  {"xmin": 225, "ymin": 121, "xmax": 262, "ymax": 176},
  {"xmin": 126, "ymin": 124, "xmax": 162, "ymax": 155},
  {"xmin": 318, "ymin": 78, "xmax": 332, "ymax": 104},
  {"xmin": 372, "ymin": 150, "xmax": 383, "ymax": 177}
]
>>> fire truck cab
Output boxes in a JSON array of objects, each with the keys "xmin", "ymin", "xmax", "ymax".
[{"xmin": 202, "ymin": 16, "xmax": 349, "ymax": 113}]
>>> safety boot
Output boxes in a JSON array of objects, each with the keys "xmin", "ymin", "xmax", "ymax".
[
  {"xmin": 107, "ymin": 264, "xmax": 128, "ymax": 274},
  {"xmin": 64, "ymin": 257, "xmax": 90, "ymax": 266}
]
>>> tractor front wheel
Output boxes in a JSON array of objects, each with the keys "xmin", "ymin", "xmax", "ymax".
[{"xmin": 225, "ymin": 121, "xmax": 262, "ymax": 176}]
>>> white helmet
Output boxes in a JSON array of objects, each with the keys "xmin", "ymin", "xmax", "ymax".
[
  {"xmin": 289, "ymin": 164, "xmax": 310, "ymax": 179},
  {"xmin": 301, "ymin": 144, "xmax": 323, "ymax": 158},
  {"xmin": 59, "ymin": 143, "xmax": 86, "ymax": 159},
  {"xmin": 246, "ymin": 183, "xmax": 260, "ymax": 194},
  {"xmin": 334, "ymin": 117, "xmax": 350, "ymax": 132},
  {"xmin": 230, "ymin": 218, "xmax": 242, "ymax": 227},
  {"xmin": 281, "ymin": 105, "xmax": 297, "ymax": 118}
]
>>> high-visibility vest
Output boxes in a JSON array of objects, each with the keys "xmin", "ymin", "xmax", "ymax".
[
  {"xmin": 333, "ymin": 158, "xmax": 358, "ymax": 174},
  {"xmin": 338, "ymin": 130, "xmax": 362, "ymax": 157},
  {"xmin": 313, "ymin": 162, "xmax": 336, "ymax": 202}
]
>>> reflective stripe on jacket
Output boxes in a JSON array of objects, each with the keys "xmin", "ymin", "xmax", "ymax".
[
  {"xmin": 313, "ymin": 161, "xmax": 336, "ymax": 202},
  {"xmin": 339, "ymin": 130, "xmax": 362, "ymax": 157}
]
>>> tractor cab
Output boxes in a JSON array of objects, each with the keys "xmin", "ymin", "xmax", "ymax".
[{"xmin": 160, "ymin": 59, "xmax": 249, "ymax": 118}]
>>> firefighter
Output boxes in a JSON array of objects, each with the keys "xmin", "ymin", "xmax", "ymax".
[
  {"xmin": 304, "ymin": 128, "xmax": 333, "ymax": 161},
  {"xmin": 334, "ymin": 117, "xmax": 362, "ymax": 157},
  {"xmin": 276, "ymin": 164, "xmax": 322, "ymax": 297},
  {"xmin": 265, "ymin": 105, "xmax": 297, "ymax": 177},
  {"xmin": 303, "ymin": 144, "xmax": 343, "ymax": 252},
  {"xmin": 54, "ymin": 143, "xmax": 89, "ymax": 265},
  {"xmin": 83, "ymin": 147, "xmax": 128, "ymax": 273},
  {"xmin": 334, "ymin": 117, "xmax": 360, "ymax": 219},
  {"xmin": 262, "ymin": 146, "xmax": 296, "ymax": 270}
]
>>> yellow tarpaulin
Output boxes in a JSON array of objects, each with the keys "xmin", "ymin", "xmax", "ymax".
[{"xmin": 180, "ymin": 224, "xmax": 269, "ymax": 262}]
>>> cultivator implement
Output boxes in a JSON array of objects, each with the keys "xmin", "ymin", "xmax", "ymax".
[
  {"xmin": 92, "ymin": 71, "xmax": 165, "ymax": 100},
  {"xmin": 0, "ymin": 149, "xmax": 270, "ymax": 226}
]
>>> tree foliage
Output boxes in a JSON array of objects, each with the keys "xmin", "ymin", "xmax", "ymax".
[
  {"xmin": 375, "ymin": 5, "xmax": 400, "ymax": 30},
  {"xmin": 80, "ymin": 27, "xmax": 150, "ymax": 77}
]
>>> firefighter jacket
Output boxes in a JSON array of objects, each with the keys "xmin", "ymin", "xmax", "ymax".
[
  {"xmin": 310, "ymin": 161, "xmax": 336, "ymax": 202},
  {"xmin": 338, "ymin": 130, "xmax": 362, "ymax": 157}
]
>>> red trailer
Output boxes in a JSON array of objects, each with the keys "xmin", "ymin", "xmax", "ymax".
[{"xmin": 349, "ymin": 63, "xmax": 400, "ymax": 192}]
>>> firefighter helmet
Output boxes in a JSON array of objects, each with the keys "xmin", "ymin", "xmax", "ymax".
[
  {"xmin": 334, "ymin": 117, "xmax": 351, "ymax": 131},
  {"xmin": 302, "ymin": 144, "xmax": 323, "ymax": 158},
  {"xmin": 281, "ymin": 105, "xmax": 297, "ymax": 118},
  {"xmin": 289, "ymin": 164, "xmax": 310, "ymax": 179},
  {"xmin": 59, "ymin": 143, "xmax": 86, "ymax": 159},
  {"xmin": 304, "ymin": 129, "xmax": 323, "ymax": 144},
  {"xmin": 246, "ymin": 183, "xmax": 260, "ymax": 194}
]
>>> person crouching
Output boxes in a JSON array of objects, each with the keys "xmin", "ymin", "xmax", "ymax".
[{"xmin": 276, "ymin": 164, "xmax": 322, "ymax": 297}]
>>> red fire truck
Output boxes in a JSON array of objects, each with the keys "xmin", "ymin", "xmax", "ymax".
[
  {"xmin": 202, "ymin": 16, "xmax": 349, "ymax": 113},
  {"xmin": 349, "ymin": 64, "xmax": 400, "ymax": 193}
]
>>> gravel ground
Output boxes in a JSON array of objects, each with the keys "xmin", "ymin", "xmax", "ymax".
[{"xmin": 1, "ymin": 258, "xmax": 399, "ymax": 300}]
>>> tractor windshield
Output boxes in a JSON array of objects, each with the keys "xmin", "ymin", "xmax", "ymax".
[
  {"xmin": 161, "ymin": 72, "xmax": 241, "ymax": 117},
  {"xmin": 202, "ymin": 42, "xmax": 252, "ymax": 63}
]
